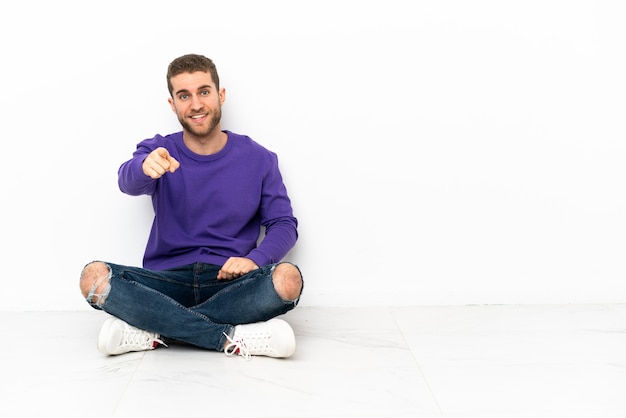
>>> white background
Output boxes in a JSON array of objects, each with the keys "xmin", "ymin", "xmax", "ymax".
[{"xmin": 1, "ymin": 0, "xmax": 624, "ymax": 311}]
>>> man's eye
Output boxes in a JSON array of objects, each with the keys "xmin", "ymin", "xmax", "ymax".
[
  {"xmin": 200, "ymin": 90, "xmax": 209, "ymax": 96},
  {"xmin": 179, "ymin": 94, "xmax": 189, "ymax": 100}
]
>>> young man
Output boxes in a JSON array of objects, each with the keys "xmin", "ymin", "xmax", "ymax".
[{"xmin": 79, "ymin": 54, "xmax": 303, "ymax": 360}]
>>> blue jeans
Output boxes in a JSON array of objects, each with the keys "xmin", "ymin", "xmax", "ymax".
[{"xmin": 84, "ymin": 261, "xmax": 302, "ymax": 351}]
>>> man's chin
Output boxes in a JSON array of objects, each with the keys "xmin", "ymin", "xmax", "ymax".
[
  {"xmin": 190, "ymin": 127, "xmax": 210, "ymax": 137},
  {"xmin": 182, "ymin": 124, "xmax": 215, "ymax": 138}
]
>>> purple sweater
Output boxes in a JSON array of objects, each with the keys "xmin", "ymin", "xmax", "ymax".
[{"xmin": 118, "ymin": 130, "xmax": 298, "ymax": 270}]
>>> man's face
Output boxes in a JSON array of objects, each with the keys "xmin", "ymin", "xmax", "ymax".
[{"xmin": 168, "ymin": 71, "xmax": 225, "ymax": 138}]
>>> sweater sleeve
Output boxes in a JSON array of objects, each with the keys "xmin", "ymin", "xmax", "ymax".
[
  {"xmin": 245, "ymin": 153, "xmax": 298, "ymax": 266},
  {"xmin": 247, "ymin": 216, "xmax": 298, "ymax": 266},
  {"xmin": 117, "ymin": 138, "xmax": 159, "ymax": 196}
]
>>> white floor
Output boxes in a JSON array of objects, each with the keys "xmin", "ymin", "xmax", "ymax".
[{"xmin": 1, "ymin": 304, "xmax": 625, "ymax": 417}]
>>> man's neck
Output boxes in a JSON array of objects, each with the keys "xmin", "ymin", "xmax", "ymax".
[{"xmin": 183, "ymin": 129, "xmax": 227, "ymax": 155}]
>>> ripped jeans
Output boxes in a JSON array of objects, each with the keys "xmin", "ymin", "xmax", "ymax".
[{"xmin": 82, "ymin": 261, "xmax": 302, "ymax": 351}]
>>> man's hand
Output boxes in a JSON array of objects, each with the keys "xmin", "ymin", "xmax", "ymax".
[
  {"xmin": 218, "ymin": 257, "xmax": 259, "ymax": 280},
  {"xmin": 143, "ymin": 147, "xmax": 181, "ymax": 179}
]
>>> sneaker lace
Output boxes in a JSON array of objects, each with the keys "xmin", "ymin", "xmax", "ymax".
[
  {"xmin": 123, "ymin": 324, "xmax": 166, "ymax": 350},
  {"xmin": 223, "ymin": 332, "xmax": 251, "ymax": 360}
]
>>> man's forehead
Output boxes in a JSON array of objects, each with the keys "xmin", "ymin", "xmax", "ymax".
[{"xmin": 171, "ymin": 71, "xmax": 215, "ymax": 91}]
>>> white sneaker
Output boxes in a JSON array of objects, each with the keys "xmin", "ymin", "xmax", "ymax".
[
  {"xmin": 97, "ymin": 317, "xmax": 166, "ymax": 355},
  {"xmin": 224, "ymin": 318, "xmax": 296, "ymax": 360}
]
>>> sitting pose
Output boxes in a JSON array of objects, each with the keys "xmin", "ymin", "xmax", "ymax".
[{"xmin": 79, "ymin": 53, "xmax": 303, "ymax": 360}]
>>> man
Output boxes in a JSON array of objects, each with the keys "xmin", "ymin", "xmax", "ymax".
[{"xmin": 79, "ymin": 54, "xmax": 303, "ymax": 360}]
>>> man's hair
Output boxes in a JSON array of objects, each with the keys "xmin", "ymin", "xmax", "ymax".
[{"xmin": 166, "ymin": 54, "xmax": 220, "ymax": 96}]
